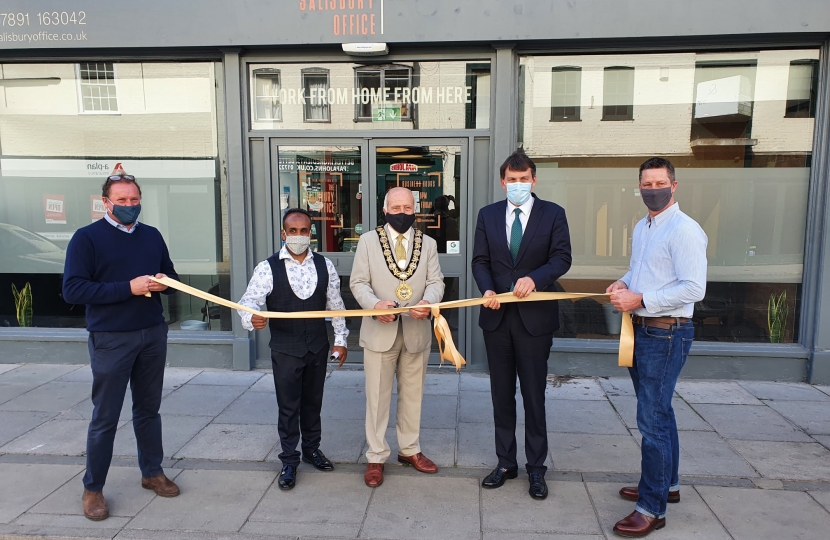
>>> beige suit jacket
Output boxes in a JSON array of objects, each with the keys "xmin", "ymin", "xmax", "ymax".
[{"xmin": 350, "ymin": 228, "xmax": 445, "ymax": 353}]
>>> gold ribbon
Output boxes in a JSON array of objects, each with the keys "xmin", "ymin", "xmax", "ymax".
[{"xmin": 149, "ymin": 276, "xmax": 634, "ymax": 370}]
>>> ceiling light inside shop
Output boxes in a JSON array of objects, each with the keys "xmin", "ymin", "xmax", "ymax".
[
  {"xmin": 377, "ymin": 147, "xmax": 408, "ymax": 153},
  {"xmin": 393, "ymin": 154, "xmax": 428, "ymax": 158}
]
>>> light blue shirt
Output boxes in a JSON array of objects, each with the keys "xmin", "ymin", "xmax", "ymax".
[
  {"xmin": 621, "ymin": 203, "xmax": 708, "ymax": 318},
  {"xmin": 104, "ymin": 212, "xmax": 138, "ymax": 234}
]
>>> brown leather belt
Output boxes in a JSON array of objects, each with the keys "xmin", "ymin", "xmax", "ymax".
[{"xmin": 631, "ymin": 315, "xmax": 691, "ymax": 330}]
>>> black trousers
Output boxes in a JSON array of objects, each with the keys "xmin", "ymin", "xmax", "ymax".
[
  {"xmin": 271, "ymin": 347, "xmax": 328, "ymax": 466},
  {"xmin": 84, "ymin": 323, "xmax": 167, "ymax": 491},
  {"xmin": 483, "ymin": 304, "xmax": 552, "ymax": 474}
]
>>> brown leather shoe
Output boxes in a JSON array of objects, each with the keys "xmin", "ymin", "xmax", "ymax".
[
  {"xmin": 619, "ymin": 486, "xmax": 680, "ymax": 504},
  {"xmin": 365, "ymin": 464, "xmax": 384, "ymax": 487},
  {"xmin": 141, "ymin": 473, "xmax": 180, "ymax": 497},
  {"xmin": 613, "ymin": 510, "xmax": 666, "ymax": 538},
  {"xmin": 397, "ymin": 452, "xmax": 438, "ymax": 474},
  {"xmin": 82, "ymin": 489, "xmax": 109, "ymax": 521}
]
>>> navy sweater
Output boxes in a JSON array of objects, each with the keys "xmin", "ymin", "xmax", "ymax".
[{"xmin": 62, "ymin": 219, "xmax": 178, "ymax": 332}]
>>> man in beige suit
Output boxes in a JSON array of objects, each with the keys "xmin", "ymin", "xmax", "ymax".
[{"xmin": 350, "ymin": 187, "xmax": 445, "ymax": 488}]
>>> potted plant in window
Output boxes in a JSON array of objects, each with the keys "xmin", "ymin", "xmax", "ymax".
[
  {"xmin": 11, "ymin": 282, "xmax": 33, "ymax": 327},
  {"xmin": 767, "ymin": 291, "xmax": 788, "ymax": 344}
]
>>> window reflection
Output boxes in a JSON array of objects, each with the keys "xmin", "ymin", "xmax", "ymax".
[{"xmin": 520, "ymin": 49, "xmax": 818, "ymax": 343}]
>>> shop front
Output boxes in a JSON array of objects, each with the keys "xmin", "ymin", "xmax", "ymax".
[{"xmin": 1, "ymin": 1, "xmax": 829, "ymax": 382}]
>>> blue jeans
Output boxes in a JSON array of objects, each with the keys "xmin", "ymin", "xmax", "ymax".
[{"xmin": 628, "ymin": 320, "xmax": 693, "ymax": 519}]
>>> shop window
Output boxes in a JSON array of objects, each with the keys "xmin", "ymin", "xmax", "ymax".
[
  {"xmin": 465, "ymin": 63, "xmax": 491, "ymax": 129},
  {"xmin": 602, "ymin": 66, "xmax": 634, "ymax": 121},
  {"xmin": 77, "ymin": 62, "xmax": 118, "ymax": 113},
  {"xmin": 253, "ymin": 68, "xmax": 282, "ymax": 122},
  {"xmin": 0, "ymin": 62, "xmax": 231, "ymax": 331},
  {"xmin": 519, "ymin": 50, "xmax": 819, "ymax": 344},
  {"xmin": 785, "ymin": 60, "xmax": 819, "ymax": 118},
  {"xmin": 302, "ymin": 68, "xmax": 331, "ymax": 122},
  {"xmin": 551, "ymin": 66, "xmax": 582, "ymax": 122},
  {"xmin": 354, "ymin": 65, "xmax": 412, "ymax": 121}
]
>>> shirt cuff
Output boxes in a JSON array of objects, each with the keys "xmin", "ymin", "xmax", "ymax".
[
  {"xmin": 238, "ymin": 310, "xmax": 254, "ymax": 331},
  {"xmin": 641, "ymin": 291, "xmax": 657, "ymax": 313},
  {"xmin": 333, "ymin": 334, "xmax": 348, "ymax": 347}
]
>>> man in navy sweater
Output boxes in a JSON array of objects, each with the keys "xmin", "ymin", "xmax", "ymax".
[{"xmin": 63, "ymin": 174, "xmax": 180, "ymax": 521}]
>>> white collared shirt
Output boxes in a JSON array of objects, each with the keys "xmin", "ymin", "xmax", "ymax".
[
  {"xmin": 385, "ymin": 224, "xmax": 413, "ymax": 269},
  {"xmin": 505, "ymin": 196, "xmax": 534, "ymax": 248},
  {"xmin": 104, "ymin": 212, "xmax": 138, "ymax": 234},
  {"xmin": 621, "ymin": 203, "xmax": 708, "ymax": 318},
  {"xmin": 236, "ymin": 246, "xmax": 349, "ymax": 346}
]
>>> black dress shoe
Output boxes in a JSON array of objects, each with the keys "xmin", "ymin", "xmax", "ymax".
[
  {"xmin": 278, "ymin": 464, "xmax": 297, "ymax": 490},
  {"xmin": 482, "ymin": 467, "xmax": 518, "ymax": 489},
  {"xmin": 302, "ymin": 449, "xmax": 334, "ymax": 471},
  {"xmin": 528, "ymin": 472, "xmax": 548, "ymax": 500}
]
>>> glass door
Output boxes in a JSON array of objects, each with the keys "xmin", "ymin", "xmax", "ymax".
[{"xmin": 370, "ymin": 139, "xmax": 469, "ymax": 363}]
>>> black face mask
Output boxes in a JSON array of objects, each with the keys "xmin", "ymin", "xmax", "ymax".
[
  {"xmin": 641, "ymin": 186, "xmax": 673, "ymax": 212},
  {"xmin": 385, "ymin": 212, "xmax": 416, "ymax": 234}
]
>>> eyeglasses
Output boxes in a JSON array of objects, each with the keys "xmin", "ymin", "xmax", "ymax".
[{"xmin": 106, "ymin": 174, "xmax": 136, "ymax": 181}]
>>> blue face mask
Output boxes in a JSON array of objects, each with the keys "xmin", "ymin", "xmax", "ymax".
[
  {"xmin": 506, "ymin": 182, "xmax": 532, "ymax": 206},
  {"xmin": 109, "ymin": 202, "xmax": 141, "ymax": 226}
]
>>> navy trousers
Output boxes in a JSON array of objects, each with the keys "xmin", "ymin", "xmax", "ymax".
[
  {"xmin": 83, "ymin": 323, "xmax": 168, "ymax": 491},
  {"xmin": 483, "ymin": 304, "xmax": 553, "ymax": 475},
  {"xmin": 270, "ymin": 347, "xmax": 329, "ymax": 466}
]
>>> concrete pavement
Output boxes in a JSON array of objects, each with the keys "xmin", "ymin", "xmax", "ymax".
[{"xmin": 1, "ymin": 363, "xmax": 830, "ymax": 539}]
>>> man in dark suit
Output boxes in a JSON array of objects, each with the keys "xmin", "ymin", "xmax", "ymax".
[{"xmin": 471, "ymin": 150, "xmax": 572, "ymax": 500}]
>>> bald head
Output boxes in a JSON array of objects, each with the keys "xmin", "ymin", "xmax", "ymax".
[{"xmin": 383, "ymin": 187, "xmax": 415, "ymax": 214}]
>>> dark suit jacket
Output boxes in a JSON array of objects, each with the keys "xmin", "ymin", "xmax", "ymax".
[{"xmin": 471, "ymin": 194, "xmax": 572, "ymax": 336}]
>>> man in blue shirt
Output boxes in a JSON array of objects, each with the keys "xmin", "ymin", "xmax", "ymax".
[
  {"xmin": 63, "ymin": 174, "xmax": 180, "ymax": 521},
  {"xmin": 608, "ymin": 158, "xmax": 708, "ymax": 538}
]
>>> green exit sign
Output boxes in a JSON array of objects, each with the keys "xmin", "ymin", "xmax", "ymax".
[{"xmin": 373, "ymin": 105, "xmax": 402, "ymax": 122}]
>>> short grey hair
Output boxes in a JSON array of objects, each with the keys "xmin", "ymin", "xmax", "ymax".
[{"xmin": 382, "ymin": 187, "xmax": 415, "ymax": 211}]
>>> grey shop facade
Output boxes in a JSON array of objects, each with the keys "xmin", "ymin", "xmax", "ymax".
[{"xmin": 1, "ymin": 0, "xmax": 830, "ymax": 383}]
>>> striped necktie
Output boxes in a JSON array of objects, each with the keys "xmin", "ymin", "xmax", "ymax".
[{"xmin": 510, "ymin": 207, "xmax": 523, "ymax": 262}]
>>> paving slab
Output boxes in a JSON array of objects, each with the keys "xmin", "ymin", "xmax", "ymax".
[
  {"xmin": 587, "ymin": 482, "xmax": 731, "ymax": 540},
  {"xmin": 422, "ymin": 373, "xmax": 460, "ymax": 395},
  {"xmin": 118, "ymin": 532, "xmax": 294, "ymax": 540},
  {"xmin": 398, "ymin": 393, "xmax": 457, "ymax": 429},
  {"xmin": 55, "ymin": 365, "xmax": 93, "ymax": 383},
  {"xmin": 0, "ymin": 363, "xmax": 21, "ymax": 376},
  {"xmin": 483, "ymin": 534, "xmax": 604, "ymax": 540},
  {"xmin": 159, "ymin": 384, "xmax": 247, "ymax": 417},
  {"xmin": 246, "ymin": 471, "xmax": 369, "ymax": 537},
  {"xmin": 187, "ymin": 370, "xmax": 263, "ymax": 386},
  {"xmin": 324, "ymin": 369, "xmax": 366, "ymax": 388},
  {"xmin": 112, "ymin": 414, "xmax": 212, "ymax": 458},
  {"xmin": 459, "ymin": 372, "xmax": 493, "ymax": 392},
  {"xmin": 214, "ymin": 391, "xmax": 279, "ymax": 425},
  {"xmin": 766, "ymin": 400, "xmax": 830, "ymax": 435},
  {"xmin": 12, "ymin": 513, "xmax": 130, "ymax": 530},
  {"xmin": 320, "ymin": 387, "xmax": 366, "ymax": 421},
  {"xmin": 545, "ymin": 378, "xmax": 607, "ymax": 400},
  {"xmin": 0, "ymin": 411, "xmax": 57, "ymax": 447},
  {"xmin": 739, "ymin": 381, "xmax": 830, "ymax": 402},
  {"xmin": 126, "ymin": 469, "xmax": 276, "ymax": 532},
  {"xmin": 0, "ymin": 463, "xmax": 83, "ymax": 524},
  {"xmin": 676, "ymin": 431, "xmax": 759, "ymax": 478},
  {"xmin": 162, "ymin": 367, "xmax": 202, "ymax": 389},
  {"xmin": 816, "ymin": 385, "xmax": 830, "ymax": 397},
  {"xmin": 693, "ymin": 404, "xmax": 812, "ymax": 442},
  {"xmin": 360, "ymin": 474, "xmax": 480, "ymax": 540},
  {"xmin": 697, "ymin": 485, "xmax": 830, "ymax": 540},
  {"xmin": 814, "ymin": 435, "xmax": 830, "ymax": 450},
  {"xmin": 675, "ymin": 381, "xmax": 762, "ymax": 405},
  {"xmin": 598, "ymin": 377, "xmax": 635, "ymax": 397},
  {"xmin": 358, "ymin": 427, "xmax": 456, "ymax": 467},
  {"xmin": 248, "ymin": 373, "xmax": 275, "ymax": 392},
  {"xmin": 72, "ymin": 387, "xmax": 175, "ymax": 422},
  {"xmin": 457, "ymin": 422, "xmax": 552, "ymax": 469},
  {"xmin": 549, "ymin": 433, "xmax": 640, "ymax": 473},
  {"xmin": 267, "ymin": 417, "xmax": 365, "ymax": 464},
  {"xmin": 0, "ymin": 363, "xmax": 79, "ymax": 386},
  {"xmin": 729, "ymin": 440, "xmax": 830, "ymax": 481},
  {"xmin": 546, "ymin": 399, "xmax": 628, "ymax": 435},
  {"xmin": 608, "ymin": 395, "xmax": 712, "ymax": 432},
  {"xmin": 0, "ymin": 381, "xmax": 90, "ymax": 413},
  {"xmin": 0, "ymin": 418, "xmax": 102, "ymax": 456},
  {"xmin": 28, "ymin": 467, "xmax": 183, "ymax": 517},
  {"xmin": 0, "ymin": 384, "xmax": 38, "ymax": 406},
  {"xmin": 459, "ymin": 389, "xmax": 498, "ymax": 424},
  {"xmin": 481, "ymin": 479, "xmax": 601, "ymax": 535},
  {"xmin": 174, "ymin": 424, "xmax": 279, "ymax": 461},
  {"xmin": 810, "ymin": 490, "xmax": 830, "ymax": 513}
]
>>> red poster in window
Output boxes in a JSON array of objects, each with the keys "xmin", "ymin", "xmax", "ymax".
[
  {"xmin": 91, "ymin": 195, "xmax": 107, "ymax": 222},
  {"xmin": 43, "ymin": 194, "xmax": 66, "ymax": 224}
]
